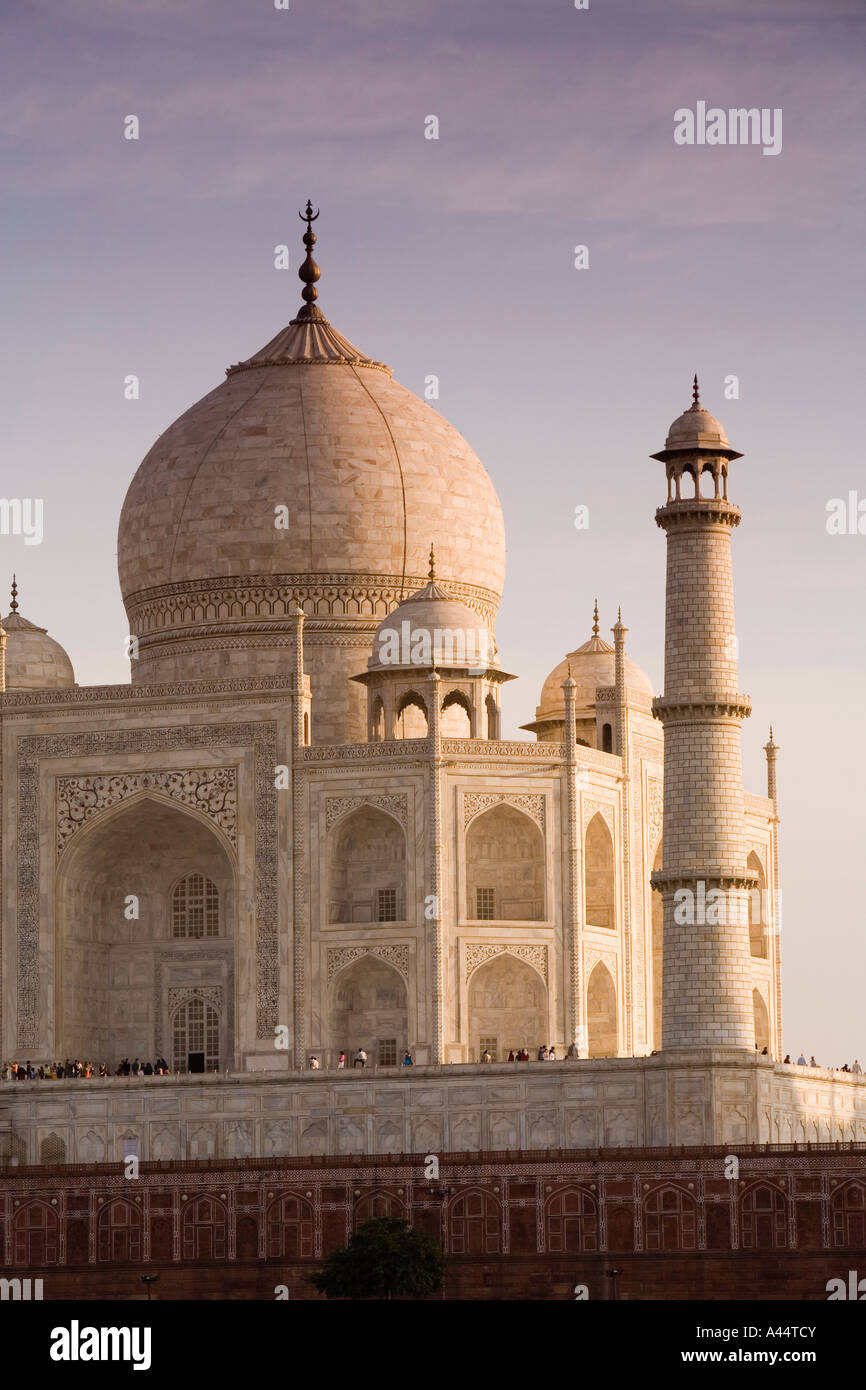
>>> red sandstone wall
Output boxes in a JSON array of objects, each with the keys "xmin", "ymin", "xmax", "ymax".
[{"xmin": 1, "ymin": 1146, "xmax": 864, "ymax": 1300}]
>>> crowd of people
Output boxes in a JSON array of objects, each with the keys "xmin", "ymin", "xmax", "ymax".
[
  {"xmin": 5, "ymin": 1050, "xmax": 864, "ymax": 1080},
  {"xmin": 1, "ymin": 1057, "xmax": 172, "ymax": 1081},
  {"xmin": 783, "ymin": 1054, "xmax": 862, "ymax": 1073}
]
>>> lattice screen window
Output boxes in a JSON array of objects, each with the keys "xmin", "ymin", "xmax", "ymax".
[
  {"xmin": 378, "ymin": 1038, "xmax": 398, "ymax": 1066},
  {"xmin": 172, "ymin": 995, "xmax": 220, "ymax": 1073},
  {"xmin": 479, "ymin": 1036, "xmax": 498, "ymax": 1061},
  {"xmin": 172, "ymin": 873, "xmax": 219, "ymax": 938},
  {"xmin": 476, "ymin": 886, "xmax": 495, "ymax": 920},
  {"xmin": 377, "ymin": 888, "xmax": 398, "ymax": 922}
]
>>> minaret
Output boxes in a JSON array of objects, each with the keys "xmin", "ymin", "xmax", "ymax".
[
  {"xmin": 650, "ymin": 378, "xmax": 756, "ymax": 1050},
  {"xmin": 764, "ymin": 727, "xmax": 783, "ymax": 1057}
]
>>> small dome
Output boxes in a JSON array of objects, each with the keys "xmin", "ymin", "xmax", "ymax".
[
  {"xmin": 663, "ymin": 403, "xmax": 730, "ymax": 453},
  {"xmin": 2, "ymin": 606, "xmax": 75, "ymax": 690},
  {"xmin": 533, "ymin": 605, "xmax": 652, "ymax": 723},
  {"xmin": 369, "ymin": 558, "xmax": 497, "ymax": 673},
  {"xmin": 652, "ymin": 377, "xmax": 740, "ymax": 461}
]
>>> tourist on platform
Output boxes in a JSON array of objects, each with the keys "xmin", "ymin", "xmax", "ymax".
[
  {"xmin": 309, "ymin": 1055, "xmax": 320, "ymax": 1069},
  {"xmin": 854, "ymin": 1060, "xmax": 862, "ymax": 1074},
  {"xmin": 547, "ymin": 1046, "xmax": 556, "ymax": 1061},
  {"xmin": 402, "ymin": 1051, "xmax": 413, "ymax": 1066},
  {"xmin": 507, "ymin": 1050, "xmax": 515, "ymax": 1063},
  {"xmin": 353, "ymin": 1048, "xmax": 367, "ymax": 1068},
  {"xmin": 809, "ymin": 1056, "xmax": 818, "ymax": 1068},
  {"xmin": 796, "ymin": 1052, "xmax": 807, "ymax": 1066},
  {"xmin": 481, "ymin": 1049, "xmax": 492, "ymax": 1063},
  {"xmin": 337, "ymin": 1051, "xmax": 346, "ymax": 1069},
  {"xmin": 783, "ymin": 1054, "xmax": 791, "ymax": 1064}
]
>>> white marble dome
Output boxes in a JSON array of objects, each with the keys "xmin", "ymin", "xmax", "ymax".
[
  {"xmin": 2, "ymin": 609, "xmax": 75, "ymax": 690},
  {"xmin": 116, "ymin": 255, "xmax": 505, "ymax": 743}
]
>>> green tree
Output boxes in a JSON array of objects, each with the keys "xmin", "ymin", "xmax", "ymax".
[{"xmin": 310, "ymin": 1216, "xmax": 446, "ymax": 1300}]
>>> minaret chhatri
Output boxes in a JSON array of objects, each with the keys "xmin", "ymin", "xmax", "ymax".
[{"xmin": 651, "ymin": 378, "xmax": 757, "ymax": 1050}]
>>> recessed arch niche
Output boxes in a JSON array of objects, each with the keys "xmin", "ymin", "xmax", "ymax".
[
  {"xmin": 466, "ymin": 803, "xmax": 545, "ymax": 922},
  {"xmin": 328, "ymin": 955, "xmax": 408, "ymax": 1065},
  {"xmin": 55, "ymin": 794, "xmax": 235, "ymax": 1067},
  {"xmin": 328, "ymin": 805, "xmax": 407, "ymax": 923},
  {"xmin": 467, "ymin": 953, "xmax": 548, "ymax": 1061},
  {"xmin": 586, "ymin": 962, "xmax": 618, "ymax": 1057}
]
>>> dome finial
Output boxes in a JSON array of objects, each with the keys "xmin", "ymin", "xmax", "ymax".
[
  {"xmin": 293, "ymin": 200, "xmax": 322, "ymax": 324},
  {"xmin": 10, "ymin": 574, "xmax": 18, "ymax": 613},
  {"xmin": 692, "ymin": 373, "xmax": 700, "ymax": 409},
  {"xmin": 428, "ymin": 543, "xmax": 436, "ymax": 581},
  {"xmin": 592, "ymin": 598, "xmax": 599, "ymax": 638}
]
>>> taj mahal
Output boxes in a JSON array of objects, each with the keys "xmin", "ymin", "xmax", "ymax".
[{"xmin": 1, "ymin": 207, "xmax": 864, "ymax": 1169}]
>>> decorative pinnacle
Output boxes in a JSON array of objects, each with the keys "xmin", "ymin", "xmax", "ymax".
[
  {"xmin": 10, "ymin": 574, "xmax": 18, "ymax": 613},
  {"xmin": 617, "ymin": 605, "xmax": 622, "ymax": 622},
  {"xmin": 691, "ymin": 373, "xmax": 701, "ymax": 409},
  {"xmin": 592, "ymin": 599, "xmax": 599, "ymax": 637},
  {"xmin": 294, "ymin": 199, "xmax": 322, "ymax": 323},
  {"xmin": 428, "ymin": 544, "xmax": 436, "ymax": 581}
]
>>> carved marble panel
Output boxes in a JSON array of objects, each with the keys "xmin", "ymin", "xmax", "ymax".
[
  {"xmin": 464, "ymin": 943, "xmax": 549, "ymax": 983},
  {"xmin": 57, "ymin": 769, "xmax": 238, "ymax": 854},
  {"xmin": 463, "ymin": 792, "xmax": 545, "ymax": 831},
  {"xmin": 325, "ymin": 793, "xmax": 408, "ymax": 831},
  {"xmin": 326, "ymin": 944, "xmax": 410, "ymax": 984}
]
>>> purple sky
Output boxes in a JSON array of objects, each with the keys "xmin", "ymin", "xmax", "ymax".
[{"xmin": 1, "ymin": 0, "xmax": 864, "ymax": 1061}]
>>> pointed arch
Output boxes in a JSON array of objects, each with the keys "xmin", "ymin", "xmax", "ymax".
[
  {"xmin": 467, "ymin": 952, "xmax": 548, "ymax": 1061},
  {"xmin": 328, "ymin": 954, "xmax": 408, "ymax": 1065},
  {"xmin": 370, "ymin": 695, "xmax": 385, "ymax": 742},
  {"xmin": 740, "ymin": 1182, "xmax": 787, "ymax": 1249},
  {"xmin": 466, "ymin": 803, "xmax": 545, "ymax": 921},
  {"xmin": 586, "ymin": 961, "xmax": 618, "ymax": 1057},
  {"xmin": 440, "ymin": 689, "xmax": 472, "ymax": 738},
  {"xmin": 172, "ymin": 992, "xmax": 220, "ymax": 1074},
  {"xmin": 13, "ymin": 1200, "xmax": 59, "ymax": 1265},
  {"xmin": 328, "ymin": 804, "xmax": 406, "ymax": 924},
  {"xmin": 485, "ymin": 691, "xmax": 499, "ymax": 740},
  {"xmin": 747, "ymin": 851, "xmax": 768, "ymax": 957},
  {"xmin": 266, "ymin": 1192, "xmax": 314, "ymax": 1258},
  {"xmin": 448, "ymin": 1188, "xmax": 501, "ymax": 1255},
  {"xmin": 181, "ymin": 1195, "xmax": 228, "ymax": 1261},
  {"xmin": 753, "ymin": 988, "xmax": 770, "ymax": 1054},
  {"xmin": 651, "ymin": 839, "xmax": 663, "ymax": 1050},
  {"xmin": 644, "ymin": 1184, "xmax": 697, "ymax": 1251},
  {"xmin": 395, "ymin": 690, "xmax": 428, "ymax": 738},
  {"xmin": 831, "ymin": 1180, "xmax": 866, "ymax": 1248},
  {"xmin": 55, "ymin": 793, "xmax": 235, "ymax": 1069},
  {"xmin": 585, "ymin": 812, "xmax": 615, "ymax": 929},
  {"xmin": 545, "ymin": 1187, "xmax": 599, "ymax": 1252},
  {"xmin": 97, "ymin": 1197, "xmax": 143, "ymax": 1263}
]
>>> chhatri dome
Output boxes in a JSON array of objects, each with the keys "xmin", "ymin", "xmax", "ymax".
[
  {"xmin": 367, "ymin": 547, "xmax": 500, "ymax": 673},
  {"xmin": 117, "ymin": 203, "xmax": 505, "ymax": 744},
  {"xmin": 522, "ymin": 601, "xmax": 652, "ymax": 742},
  {"xmin": 0, "ymin": 576, "xmax": 76, "ymax": 690}
]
